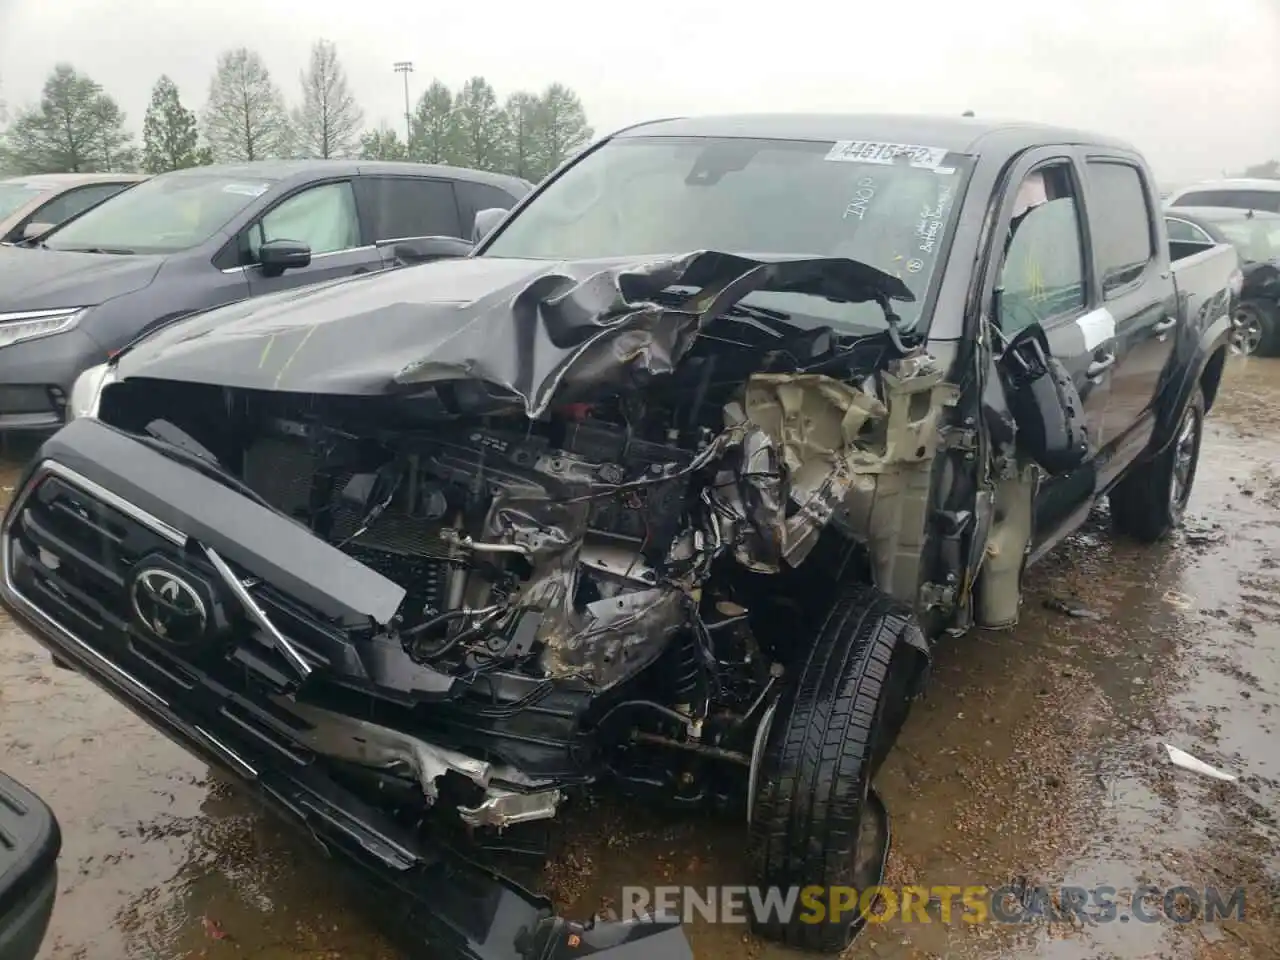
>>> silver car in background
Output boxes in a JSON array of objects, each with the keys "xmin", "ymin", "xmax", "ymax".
[{"xmin": 0, "ymin": 173, "xmax": 146, "ymax": 244}]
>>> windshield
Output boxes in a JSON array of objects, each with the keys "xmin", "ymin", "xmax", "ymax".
[
  {"xmin": 482, "ymin": 135, "xmax": 971, "ymax": 331},
  {"xmin": 43, "ymin": 174, "xmax": 275, "ymax": 254},
  {"xmin": 1214, "ymin": 218, "xmax": 1280, "ymax": 263},
  {"xmin": 0, "ymin": 182, "xmax": 47, "ymax": 221}
]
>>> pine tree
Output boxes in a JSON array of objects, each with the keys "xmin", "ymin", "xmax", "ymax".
[
  {"xmin": 409, "ymin": 81, "xmax": 456, "ymax": 164},
  {"xmin": 3, "ymin": 65, "xmax": 134, "ymax": 173},
  {"xmin": 142, "ymin": 76, "xmax": 201, "ymax": 173}
]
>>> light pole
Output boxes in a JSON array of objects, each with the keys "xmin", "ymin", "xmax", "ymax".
[{"xmin": 393, "ymin": 61, "xmax": 414, "ymax": 147}]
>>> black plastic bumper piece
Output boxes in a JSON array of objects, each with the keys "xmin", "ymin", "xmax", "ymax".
[
  {"xmin": 0, "ymin": 421, "xmax": 693, "ymax": 960},
  {"xmin": 0, "ymin": 771, "xmax": 61, "ymax": 960}
]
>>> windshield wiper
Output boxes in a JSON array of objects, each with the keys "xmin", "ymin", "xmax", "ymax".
[{"xmin": 59, "ymin": 246, "xmax": 136, "ymax": 255}]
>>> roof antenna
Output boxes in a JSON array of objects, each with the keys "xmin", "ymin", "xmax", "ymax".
[{"xmin": 962, "ymin": 110, "xmax": 975, "ymax": 117}]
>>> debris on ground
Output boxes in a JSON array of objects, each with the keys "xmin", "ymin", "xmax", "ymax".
[
  {"xmin": 1163, "ymin": 744, "xmax": 1239, "ymax": 782},
  {"xmin": 200, "ymin": 915, "xmax": 230, "ymax": 940},
  {"xmin": 1043, "ymin": 597, "xmax": 1103, "ymax": 620}
]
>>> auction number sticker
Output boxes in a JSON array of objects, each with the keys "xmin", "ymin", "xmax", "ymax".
[
  {"xmin": 825, "ymin": 140, "xmax": 951, "ymax": 171},
  {"xmin": 222, "ymin": 182, "xmax": 270, "ymax": 197}
]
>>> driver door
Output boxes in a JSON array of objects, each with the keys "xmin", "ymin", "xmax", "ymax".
[
  {"xmin": 992, "ymin": 156, "xmax": 1113, "ymax": 549},
  {"xmin": 243, "ymin": 180, "xmax": 381, "ymax": 296}
]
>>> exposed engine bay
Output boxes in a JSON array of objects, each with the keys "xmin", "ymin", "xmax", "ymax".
[{"xmin": 96, "ymin": 252, "xmax": 955, "ymax": 829}]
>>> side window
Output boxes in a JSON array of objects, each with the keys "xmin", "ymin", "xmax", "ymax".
[
  {"xmin": 27, "ymin": 183, "xmax": 130, "ymax": 228},
  {"xmin": 997, "ymin": 165, "xmax": 1087, "ymax": 334},
  {"xmin": 1086, "ymin": 161, "xmax": 1155, "ymax": 296},
  {"xmin": 457, "ymin": 181, "xmax": 520, "ymax": 231},
  {"xmin": 1177, "ymin": 189, "xmax": 1280, "ymax": 213},
  {"xmin": 365, "ymin": 177, "xmax": 463, "ymax": 240},
  {"xmin": 248, "ymin": 181, "xmax": 360, "ymax": 260},
  {"xmin": 1165, "ymin": 218, "xmax": 1212, "ymax": 244},
  {"xmin": 1239, "ymin": 190, "xmax": 1280, "ymax": 213}
]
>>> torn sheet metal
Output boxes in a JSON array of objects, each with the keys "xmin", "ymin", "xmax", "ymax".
[
  {"xmin": 280, "ymin": 698, "xmax": 559, "ymax": 799},
  {"xmin": 713, "ymin": 359, "xmax": 957, "ymax": 595},
  {"xmin": 112, "ymin": 251, "xmax": 912, "ymax": 418}
]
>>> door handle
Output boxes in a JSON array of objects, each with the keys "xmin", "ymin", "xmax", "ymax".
[
  {"xmin": 1153, "ymin": 316, "xmax": 1177, "ymax": 334},
  {"xmin": 1087, "ymin": 353, "xmax": 1116, "ymax": 378}
]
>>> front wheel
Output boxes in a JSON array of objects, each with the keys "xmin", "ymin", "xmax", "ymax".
[
  {"xmin": 1109, "ymin": 386, "xmax": 1205, "ymax": 543},
  {"xmin": 747, "ymin": 582, "xmax": 924, "ymax": 952}
]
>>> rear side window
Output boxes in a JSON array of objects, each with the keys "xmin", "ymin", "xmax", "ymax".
[
  {"xmin": 365, "ymin": 177, "xmax": 463, "ymax": 240},
  {"xmin": 1086, "ymin": 161, "xmax": 1155, "ymax": 296},
  {"xmin": 1164, "ymin": 217, "xmax": 1213, "ymax": 244},
  {"xmin": 1175, "ymin": 189, "xmax": 1280, "ymax": 213},
  {"xmin": 457, "ymin": 181, "xmax": 520, "ymax": 222}
]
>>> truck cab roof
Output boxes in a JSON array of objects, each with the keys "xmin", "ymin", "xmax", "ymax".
[{"xmin": 615, "ymin": 113, "xmax": 1136, "ymax": 160}]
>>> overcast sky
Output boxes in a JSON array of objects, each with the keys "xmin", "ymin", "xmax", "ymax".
[{"xmin": 1, "ymin": 0, "xmax": 1277, "ymax": 181}]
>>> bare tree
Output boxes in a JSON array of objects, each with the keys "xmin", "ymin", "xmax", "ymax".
[
  {"xmin": 203, "ymin": 48, "xmax": 290, "ymax": 162},
  {"xmin": 293, "ymin": 39, "xmax": 363, "ymax": 159}
]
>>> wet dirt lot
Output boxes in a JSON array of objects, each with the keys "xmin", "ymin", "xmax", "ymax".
[{"xmin": 2, "ymin": 358, "xmax": 1279, "ymax": 960}]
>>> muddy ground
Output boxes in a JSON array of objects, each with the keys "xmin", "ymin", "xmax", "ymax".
[{"xmin": 2, "ymin": 358, "xmax": 1278, "ymax": 960}]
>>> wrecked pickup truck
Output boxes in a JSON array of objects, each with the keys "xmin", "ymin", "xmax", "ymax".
[{"xmin": 1, "ymin": 115, "xmax": 1241, "ymax": 956}]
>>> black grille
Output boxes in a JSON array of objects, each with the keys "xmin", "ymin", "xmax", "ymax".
[
  {"xmin": 10, "ymin": 474, "xmax": 166, "ymax": 642},
  {"xmin": 4, "ymin": 467, "xmax": 348, "ymax": 765}
]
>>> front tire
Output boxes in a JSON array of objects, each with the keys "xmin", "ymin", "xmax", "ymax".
[
  {"xmin": 748, "ymin": 582, "xmax": 924, "ymax": 952},
  {"xmin": 1109, "ymin": 386, "xmax": 1205, "ymax": 543}
]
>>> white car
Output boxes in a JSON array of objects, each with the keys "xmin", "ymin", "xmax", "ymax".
[{"xmin": 1165, "ymin": 178, "xmax": 1280, "ymax": 213}]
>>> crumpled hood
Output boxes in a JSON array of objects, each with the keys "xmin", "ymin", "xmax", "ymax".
[
  {"xmin": 0, "ymin": 245, "xmax": 163, "ymax": 311},
  {"xmin": 114, "ymin": 250, "xmax": 912, "ymax": 417}
]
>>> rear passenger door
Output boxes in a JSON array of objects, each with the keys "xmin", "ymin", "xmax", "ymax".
[
  {"xmin": 241, "ymin": 179, "xmax": 381, "ymax": 296},
  {"xmin": 356, "ymin": 176, "xmax": 466, "ymax": 264},
  {"xmin": 1080, "ymin": 156, "xmax": 1178, "ymax": 485}
]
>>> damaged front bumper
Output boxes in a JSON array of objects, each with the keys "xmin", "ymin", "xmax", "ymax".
[{"xmin": 0, "ymin": 421, "xmax": 693, "ymax": 960}]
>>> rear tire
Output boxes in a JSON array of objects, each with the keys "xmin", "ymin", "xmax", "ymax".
[
  {"xmin": 748, "ymin": 582, "xmax": 924, "ymax": 952},
  {"xmin": 1232, "ymin": 300, "xmax": 1280, "ymax": 357},
  {"xmin": 1109, "ymin": 386, "xmax": 1205, "ymax": 543}
]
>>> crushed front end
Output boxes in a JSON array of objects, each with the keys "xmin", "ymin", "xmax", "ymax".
[{"xmin": 1, "ymin": 251, "xmax": 955, "ymax": 955}]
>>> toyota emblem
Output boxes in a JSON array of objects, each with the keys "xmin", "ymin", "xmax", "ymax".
[{"xmin": 130, "ymin": 568, "xmax": 208, "ymax": 644}]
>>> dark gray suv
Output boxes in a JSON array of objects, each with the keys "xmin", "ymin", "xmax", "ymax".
[{"xmin": 0, "ymin": 160, "xmax": 531, "ymax": 430}]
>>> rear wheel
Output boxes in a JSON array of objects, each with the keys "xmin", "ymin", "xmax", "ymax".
[
  {"xmin": 1232, "ymin": 300, "xmax": 1280, "ymax": 357},
  {"xmin": 748, "ymin": 582, "xmax": 924, "ymax": 952},
  {"xmin": 1109, "ymin": 386, "xmax": 1205, "ymax": 543}
]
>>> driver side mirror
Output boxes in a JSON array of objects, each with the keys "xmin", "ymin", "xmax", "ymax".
[
  {"xmin": 257, "ymin": 238, "xmax": 311, "ymax": 276},
  {"xmin": 22, "ymin": 222, "xmax": 54, "ymax": 242},
  {"xmin": 472, "ymin": 207, "xmax": 508, "ymax": 244}
]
